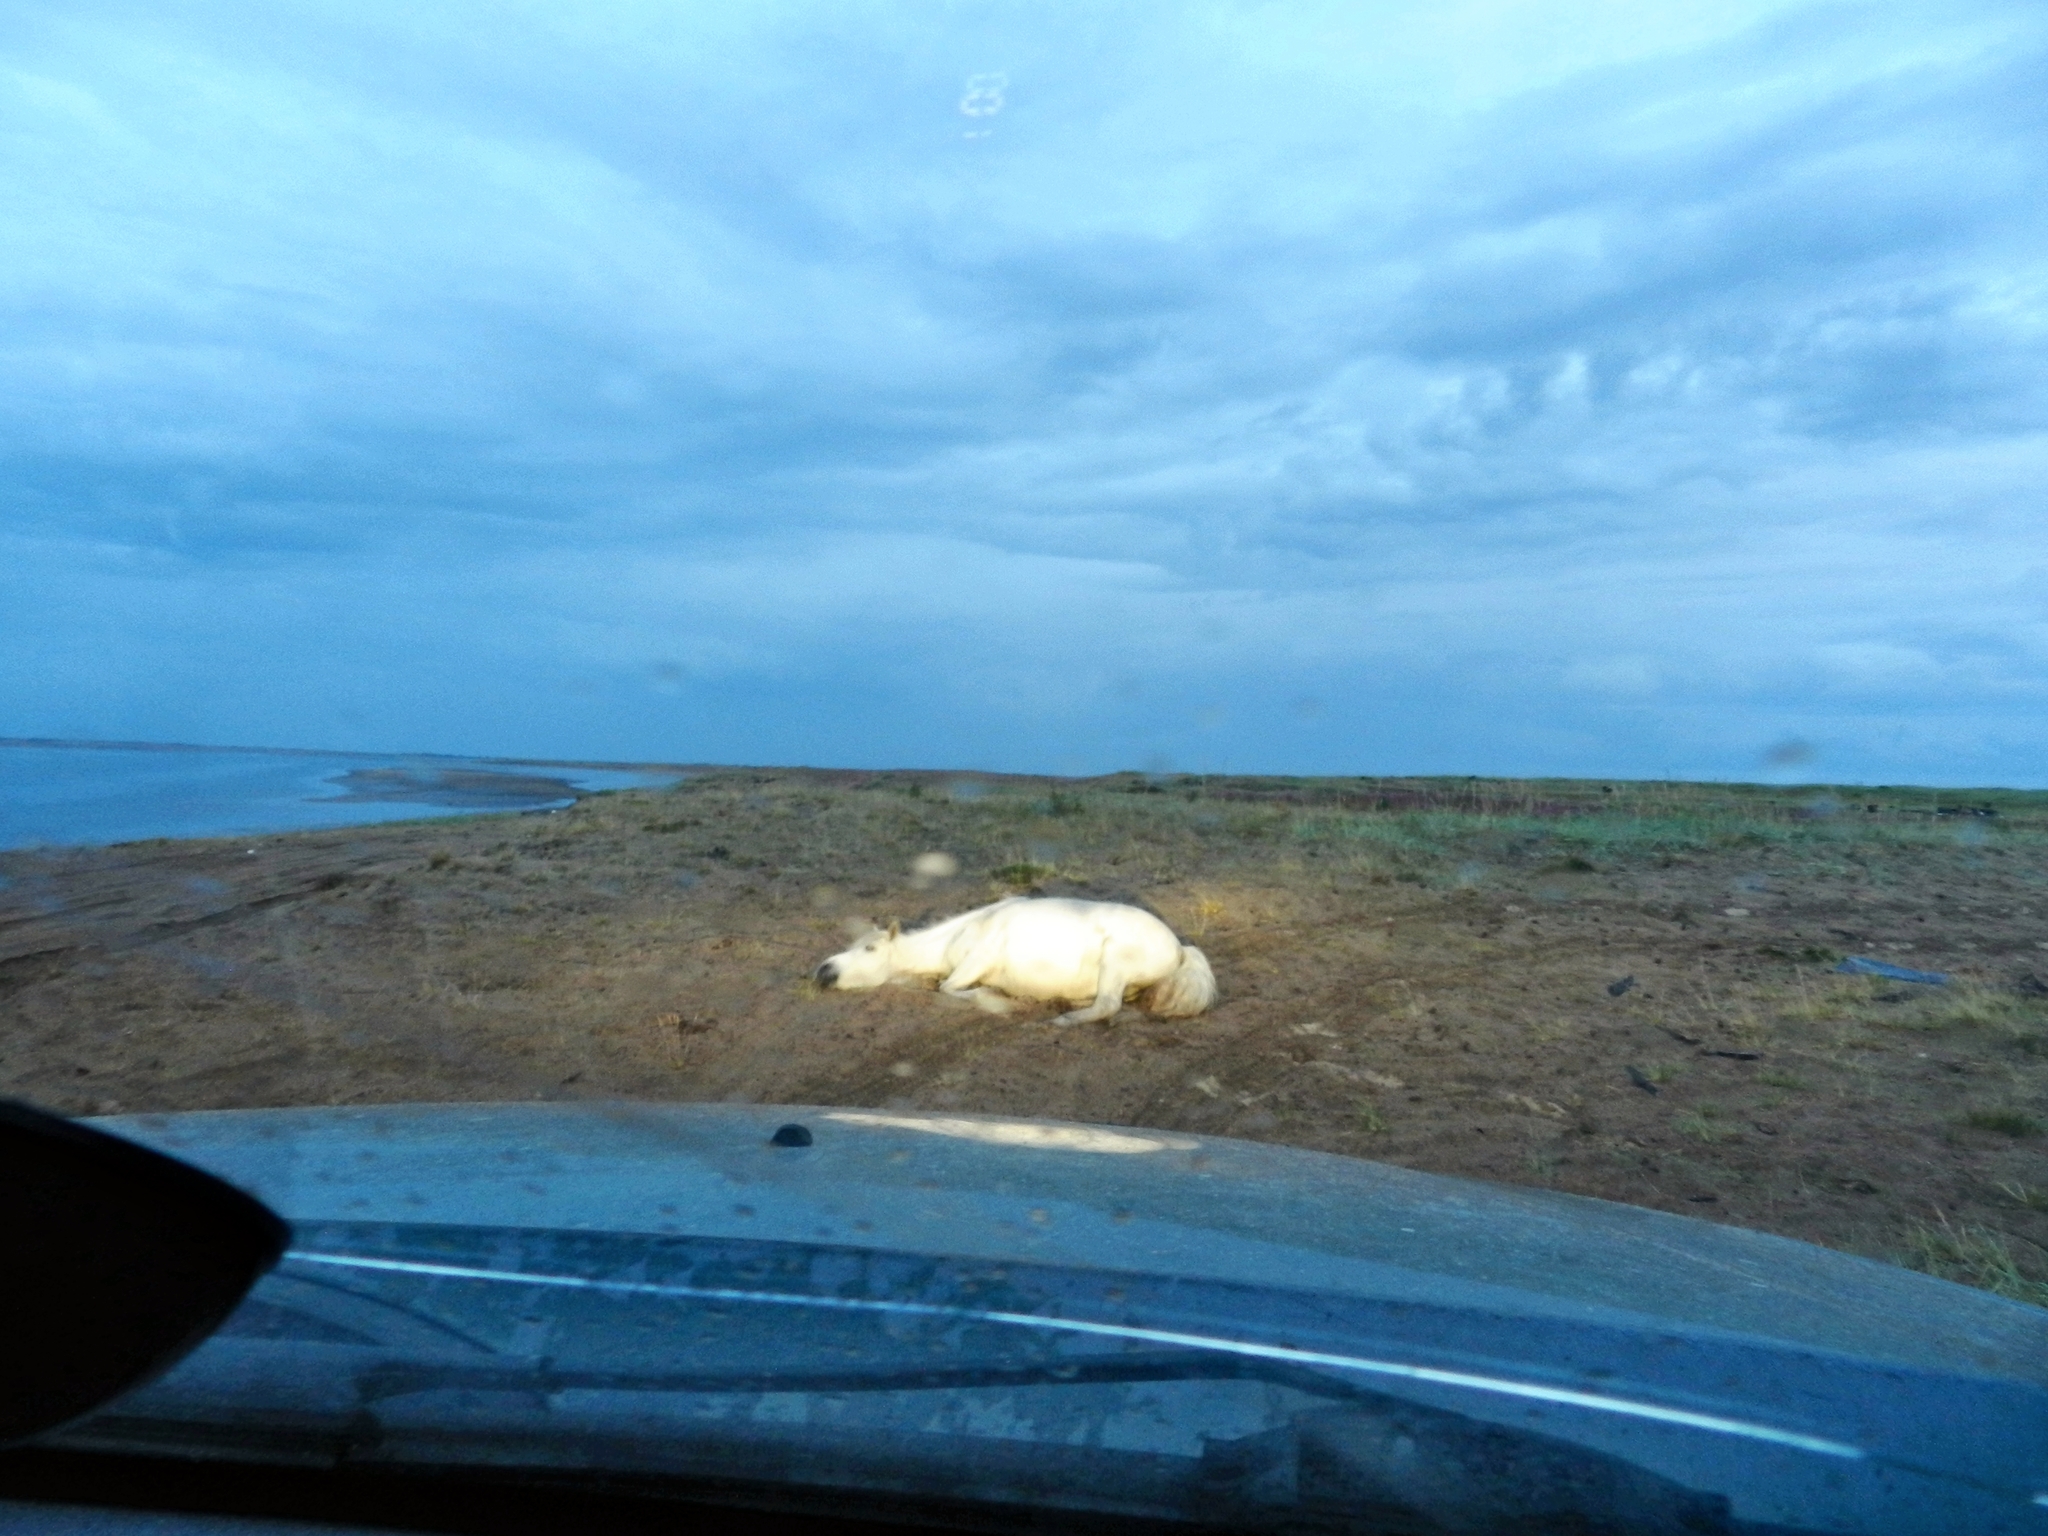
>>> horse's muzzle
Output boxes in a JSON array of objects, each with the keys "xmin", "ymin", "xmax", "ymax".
[{"xmin": 813, "ymin": 963, "xmax": 838, "ymax": 987}]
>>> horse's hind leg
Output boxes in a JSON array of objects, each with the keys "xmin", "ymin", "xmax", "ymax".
[{"xmin": 1051, "ymin": 967, "xmax": 1128, "ymax": 1027}]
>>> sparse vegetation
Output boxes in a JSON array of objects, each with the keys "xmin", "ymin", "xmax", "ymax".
[
  {"xmin": 991, "ymin": 860, "xmax": 1058, "ymax": 887},
  {"xmin": 1674, "ymin": 1105, "xmax": 1739, "ymax": 1143},
  {"xmin": 8, "ymin": 764, "xmax": 2048, "ymax": 1307},
  {"xmin": 1902, "ymin": 1215, "xmax": 2048, "ymax": 1307},
  {"xmin": 1938, "ymin": 989, "xmax": 2024, "ymax": 1027},
  {"xmin": 1961, "ymin": 1109, "xmax": 2044, "ymax": 1138}
]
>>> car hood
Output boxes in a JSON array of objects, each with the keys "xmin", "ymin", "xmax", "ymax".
[{"xmin": 94, "ymin": 1100, "xmax": 2046, "ymax": 1388}]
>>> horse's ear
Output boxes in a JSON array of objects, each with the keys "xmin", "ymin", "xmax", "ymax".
[{"xmin": 887, "ymin": 919, "xmax": 901, "ymax": 939}]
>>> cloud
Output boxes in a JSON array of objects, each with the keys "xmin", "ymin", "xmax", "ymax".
[
  {"xmin": 1564, "ymin": 656, "xmax": 1661, "ymax": 695},
  {"xmin": 1814, "ymin": 641, "xmax": 1944, "ymax": 689},
  {"xmin": 3, "ymin": 1, "xmax": 2048, "ymax": 785}
]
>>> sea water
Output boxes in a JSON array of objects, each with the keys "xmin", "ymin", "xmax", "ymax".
[{"xmin": 0, "ymin": 741, "xmax": 681, "ymax": 851}]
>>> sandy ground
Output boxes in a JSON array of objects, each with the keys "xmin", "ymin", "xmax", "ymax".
[{"xmin": 4, "ymin": 767, "xmax": 2046, "ymax": 1301}]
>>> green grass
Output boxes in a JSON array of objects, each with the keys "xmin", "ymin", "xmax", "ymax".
[
  {"xmin": 678, "ymin": 771, "xmax": 2048, "ymax": 904},
  {"xmin": 1960, "ymin": 1109, "xmax": 2045, "ymax": 1138},
  {"xmin": 1280, "ymin": 794, "xmax": 2048, "ymax": 886}
]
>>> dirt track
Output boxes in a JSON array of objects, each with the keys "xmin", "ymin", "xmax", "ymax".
[{"xmin": 4, "ymin": 767, "xmax": 2046, "ymax": 1302}]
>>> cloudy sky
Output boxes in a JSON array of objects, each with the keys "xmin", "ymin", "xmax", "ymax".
[{"xmin": 4, "ymin": 1, "xmax": 2045, "ymax": 784}]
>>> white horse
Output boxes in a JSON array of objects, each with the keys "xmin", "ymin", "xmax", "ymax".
[{"xmin": 813, "ymin": 897, "xmax": 1217, "ymax": 1026}]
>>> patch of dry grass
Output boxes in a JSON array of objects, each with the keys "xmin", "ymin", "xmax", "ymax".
[
  {"xmin": 1673, "ymin": 1104, "xmax": 1740, "ymax": 1143},
  {"xmin": 1779, "ymin": 974, "xmax": 1870, "ymax": 1023},
  {"xmin": 1902, "ymin": 1214, "xmax": 2048, "ymax": 1308},
  {"xmin": 1933, "ymin": 986, "xmax": 2041, "ymax": 1029}
]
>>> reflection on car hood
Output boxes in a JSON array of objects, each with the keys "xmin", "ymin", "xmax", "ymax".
[{"xmin": 96, "ymin": 1100, "xmax": 2047, "ymax": 1386}]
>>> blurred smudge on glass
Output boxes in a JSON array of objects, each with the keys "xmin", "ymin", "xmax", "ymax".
[{"xmin": 959, "ymin": 72, "xmax": 1007, "ymax": 117}]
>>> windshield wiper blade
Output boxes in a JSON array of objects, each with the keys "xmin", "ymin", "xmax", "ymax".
[
  {"xmin": 278, "ymin": 1243, "xmax": 1874, "ymax": 1464},
  {"xmin": 350, "ymin": 1346, "xmax": 1378, "ymax": 1404}
]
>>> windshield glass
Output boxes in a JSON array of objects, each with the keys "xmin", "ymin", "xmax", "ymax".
[
  {"xmin": 3, "ymin": 3, "xmax": 2046, "ymax": 1533},
  {"xmin": 55, "ymin": 1213, "xmax": 2035, "ymax": 1533}
]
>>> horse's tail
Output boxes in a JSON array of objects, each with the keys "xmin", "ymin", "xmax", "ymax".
[{"xmin": 1141, "ymin": 944, "xmax": 1218, "ymax": 1018}]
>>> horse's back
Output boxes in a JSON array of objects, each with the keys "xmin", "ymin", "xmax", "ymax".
[{"xmin": 991, "ymin": 899, "xmax": 1180, "ymax": 957}]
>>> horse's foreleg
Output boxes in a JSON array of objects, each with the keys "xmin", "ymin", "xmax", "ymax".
[
  {"xmin": 940, "ymin": 982, "xmax": 1019, "ymax": 1013},
  {"xmin": 936, "ymin": 931, "xmax": 1008, "ymax": 1005}
]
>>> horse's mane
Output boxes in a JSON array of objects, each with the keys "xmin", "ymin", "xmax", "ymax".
[
  {"xmin": 894, "ymin": 886, "xmax": 1176, "ymax": 937},
  {"xmin": 1020, "ymin": 881, "xmax": 1171, "ymax": 922}
]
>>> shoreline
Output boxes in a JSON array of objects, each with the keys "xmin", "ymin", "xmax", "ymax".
[
  {"xmin": 0, "ymin": 741, "xmax": 686, "ymax": 852},
  {"xmin": 0, "ymin": 735, "xmax": 699, "ymax": 776}
]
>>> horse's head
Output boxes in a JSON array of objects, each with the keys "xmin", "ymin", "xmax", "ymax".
[{"xmin": 813, "ymin": 920, "xmax": 900, "ymax": 989}]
